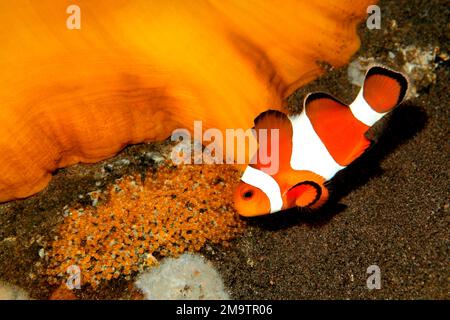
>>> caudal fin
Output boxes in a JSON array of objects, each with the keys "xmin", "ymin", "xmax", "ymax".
[
  {"xmin": 349, "ymin": 66, "xmax": 408, "ymax": 127},
  {"xmin": 362, "ymin": 66, "xmax": 408, "ymax": 113}
]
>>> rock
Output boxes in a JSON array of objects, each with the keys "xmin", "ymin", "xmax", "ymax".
[{"xmin": 134, "ymin": 253, "xmax": 230, "ymax": 300}]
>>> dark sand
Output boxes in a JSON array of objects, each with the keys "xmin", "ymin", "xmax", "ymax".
[{"xmin": 0, "ymin": 0, "xmax": 448, "ymax": 299}]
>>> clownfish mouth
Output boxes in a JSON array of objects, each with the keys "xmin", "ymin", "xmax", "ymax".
[{"xmin": 286, "ymin": 180, "xmax": 322, "ymax": 208}]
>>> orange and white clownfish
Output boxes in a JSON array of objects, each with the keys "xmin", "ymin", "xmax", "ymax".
[{"xmin": 234, "ymin": 66, "xmax": 408, "ymax": 217}]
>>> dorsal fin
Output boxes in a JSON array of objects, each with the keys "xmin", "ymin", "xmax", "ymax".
[
  {"xmin": 253, "ymin": 110, "xmax": 291, "ymax": 131},
  {"xmin": 250, "ymin": 109, "xmax": 292, "ymax": 176},
  {"xmin": 304, "ymin": 92, "xmax": 371, "ymax": 166}
]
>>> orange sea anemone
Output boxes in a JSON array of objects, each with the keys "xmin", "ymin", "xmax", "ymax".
[{"xmin": 0, "ymin": 0, "xmax": 375, "ymax": 202}]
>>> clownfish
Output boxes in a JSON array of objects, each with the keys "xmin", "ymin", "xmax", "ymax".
[{"xmin": 234, "ymin": 66, "xmax": 408, "ymax": 217}]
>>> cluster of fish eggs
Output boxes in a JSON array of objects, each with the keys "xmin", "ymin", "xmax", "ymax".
[{"xmin": 45, "ymin": 163, "xmax": 245, "ymax": 287}]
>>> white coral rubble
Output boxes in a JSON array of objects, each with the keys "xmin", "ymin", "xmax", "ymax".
[{"xmin": 135, "ymin": 253, "xmax": 230, "ymax": 300}]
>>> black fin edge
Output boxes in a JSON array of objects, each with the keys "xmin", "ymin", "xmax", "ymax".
[
  {"xmin": 365, "ymin": 66, "xmax": 409, "ymax": 105},
  {"xmin": 253, "ymin": 109, "xmax": 289, "ymax": 127},
  {"xmin": 288, "ymin": 180, "xmax": 322, "ymax": 208},
  {"xmin": 302, "ymin": 91, "xmax": 348, "ymax": 112}
]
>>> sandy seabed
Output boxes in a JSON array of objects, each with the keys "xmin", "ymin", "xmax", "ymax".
[{"xmin": 0, "ymin": 0, "xmax": 448, "ymax": 299}]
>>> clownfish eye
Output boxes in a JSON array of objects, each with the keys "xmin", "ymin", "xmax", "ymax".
[{"xmin": 241, "ymin": 189, "xmax": 254, "ymax": 200}]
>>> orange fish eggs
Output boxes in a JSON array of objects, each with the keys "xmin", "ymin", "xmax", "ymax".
[{"xmin": 45, "ymin": 162, "xmax": 245, "ymax": 287}]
